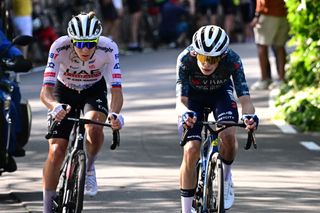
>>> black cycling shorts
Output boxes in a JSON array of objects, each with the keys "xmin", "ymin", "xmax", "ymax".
[
  {"xmin": 185, "ymin": 81, "xmax": 239, "ymax": 142},
  {"xmin": 48, "ymin": 78, "xmax": 109, "ymax": 140}
]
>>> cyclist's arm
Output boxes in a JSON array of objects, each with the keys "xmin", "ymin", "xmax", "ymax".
[
  {"xmin": 40, "ymin": 85, "xmax": 59, "ymax": 111},
  {"xmin": 40, "ymin": 38, "xmax": 66, "ymax": 115},
  {"xmin": 110, "ymin": 87, "xmax": 123, "ymax": 113},
  {"xmin": 238, "ymin": 95, "xmax": 255, "ymax": 115},
  {"xmin": 176, "ymin": 50, "xmax": 191, "ymax": 114}
]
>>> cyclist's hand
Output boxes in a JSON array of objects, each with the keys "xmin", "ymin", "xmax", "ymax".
[
  {"xmin": 49, "ymin": 104, "xmax": 71, "ymax": 122},
  {"xmin": 182, "ymin": 111, "xmax": 197, "ymax": 129},
  {"xmin": 242, "ymin": 114, "xmax": 259, "ymax": 131},
  {"xmin": 108, "ymin": 112, "xmax": 124, "ymax": 130}
]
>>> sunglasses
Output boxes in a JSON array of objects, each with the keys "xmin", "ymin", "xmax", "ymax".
[
  {"xmin": 196, "ymin": 54, "xmax": 223, "ymax": 64},
  {"xmin": 72, "ymin": 39, "xmax": 98, "ymax": 49}
]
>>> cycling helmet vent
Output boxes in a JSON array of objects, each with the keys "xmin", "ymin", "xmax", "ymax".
[
  {"xmin": 192, "ymin": 25, "xmax": 229, "ymax": 57},
  {"xmin": 67, "ymin": 11, "xmax": 102, "ymax": 40}
]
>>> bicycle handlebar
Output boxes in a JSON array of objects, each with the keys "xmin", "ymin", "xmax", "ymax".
[
  {"xmin": 45, "ymin": 117, "xmax": 120, "ymax": 150},
  {"xmin": 180, "ymin": 121, "xmax": 256, "ymax": 150}
]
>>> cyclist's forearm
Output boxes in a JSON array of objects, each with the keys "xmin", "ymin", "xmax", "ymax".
[
  {"xmin": 110, "ymin": 88, "xmax": 123, "ymax": 113},
  {"xmin": 239, "ymin": 95, "xmax": 255, "ymax": 114},
  {"xmin": 40, "ymin": 86, "xmax": 59, "ymax": 110},
  {"xmin": 176, "ymin": 96, "xmax": 190, "ymax": 115}
]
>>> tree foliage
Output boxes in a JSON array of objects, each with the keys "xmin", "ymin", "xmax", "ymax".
[{"xmin": 275, "ymin": 0, "xmax": 320, "ymax": 131}]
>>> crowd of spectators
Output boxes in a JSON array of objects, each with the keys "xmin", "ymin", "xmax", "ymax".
[
  {"xmin": 9, "ymin": 0, "xmax": 257, "ymax": 54},
  {"xmin": 4, "ymin": 0, "xmax": 289, "ymax": 91}
]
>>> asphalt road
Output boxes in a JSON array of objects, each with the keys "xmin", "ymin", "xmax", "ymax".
[{"xmin": 1, "ymin": 43, "xmax": 319, "ymax": 213}]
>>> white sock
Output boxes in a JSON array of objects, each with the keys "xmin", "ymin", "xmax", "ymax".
[
  {"xmin": 86, "ymin": 154, "xmax": 97, "ymax": 172},
  {"xmin": 223, "ymin": 163, "xmax": 232, "ymax": 181},
  {"xmin": 181, "ymin": 196, "xmax": 194, "ymax": 213},
  {"xmin": 43, "ymin": 189, "xmax": 56, "ymax": 213}
]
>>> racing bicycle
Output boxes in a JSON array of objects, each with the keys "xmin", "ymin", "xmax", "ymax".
[
  {"xmin": 46, "ymin": 106, "xmax": 120, "ymax": 213},
  {"xmin": 180, "ymin": 107, "xmax": 256, "ymax": 213}
]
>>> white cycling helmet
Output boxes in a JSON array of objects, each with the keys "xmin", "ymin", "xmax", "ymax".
[
  {"xmin": 192, "ymin": 25, "xmax": 229, "ymax": 57},
  {"xmin": 67, "ymin": 11, "xmax": 102, "ymax": 40}
]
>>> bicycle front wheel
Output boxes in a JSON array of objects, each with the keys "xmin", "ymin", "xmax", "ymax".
[
  {"xmin": 205, "ymin": 153, "xmax": 224, "ymax": 213},
  {"xmin": 62, "ymin": 150, "xmax": 86, "ymax": 213}
]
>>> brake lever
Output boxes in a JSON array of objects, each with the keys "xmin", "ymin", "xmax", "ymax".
[{"xmin": 244, "ymin": 130, "xmax": 257, "ymax": 150}]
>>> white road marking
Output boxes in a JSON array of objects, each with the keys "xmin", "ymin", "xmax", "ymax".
[
  {"xmin": 300, "ymin": 141, "xmax": 320, "ymax": 151},
  {"xmin": 273, "ymin": 120, "xmax": 297, "ymax": 134}
]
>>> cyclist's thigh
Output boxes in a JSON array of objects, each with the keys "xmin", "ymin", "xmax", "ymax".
[
  {"xmin": 211, "ymin": 83, "xmax": 239, "ymax": 123},
  {"xmin": 51, "ymin": 81, "xmax": 83, "ymax": 140}
]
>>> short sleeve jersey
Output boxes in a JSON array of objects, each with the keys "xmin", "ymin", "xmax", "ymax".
[
  {"xmin": 176, "ymin": 46, "xmax": 250, "ymax": 98},
  {"xmin": 42, "ymin": 36, "xmax": 121, "ymax": 91}
]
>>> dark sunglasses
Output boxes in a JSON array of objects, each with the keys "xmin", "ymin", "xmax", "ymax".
[{"xmin": 72, "ymin": 39, "xmax": 98, "ymax": 49}]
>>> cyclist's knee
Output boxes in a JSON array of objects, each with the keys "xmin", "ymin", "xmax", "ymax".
[
  {"xmin": 86, "ymin": 124, "xmax": 104, "ymax": 138},
  {"xmin": 183, "ymin": 142, "xmax": 200, "ymax": 163},
  {"xmin": 48, "ymin": 141, "xmax": 67, "ymax": 164},
  {"xmin": 220, "ymin": 129, "xmax": 236, "ymax": 145}
]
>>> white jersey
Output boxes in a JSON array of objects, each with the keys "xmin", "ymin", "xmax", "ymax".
[{"xmin": 43, "ymin": 35, "xmax": 121, "ymax": 91}]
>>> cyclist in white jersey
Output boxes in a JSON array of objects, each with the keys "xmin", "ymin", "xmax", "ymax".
[{"xmin": 40, "ymin": 11, "xmax": 124, "ymax": 213}]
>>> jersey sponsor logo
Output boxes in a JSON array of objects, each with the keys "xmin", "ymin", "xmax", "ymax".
[
  {"xmin": 47, "ymin": 62, "xmax": 55, "ymax": 69},
  {"xmin": 64, "ymin": 68, "xmax": 102, "ymax": 79},
  {"xmin": 112, "ymin": 73, "xmax": 121, "ymax": 78},
  {"xmin": 44, "ymin": 72, "xmax": 56, "ymax": 77},
  {"xmin": 97, "ymin": 46, "xmax": 113, "ymax": 53},
  {"xmin": 70, "ymin": 66, "xmax": 80, "ymax": 69},
  {"xmin": 113, "ymin": 63, "xmax": 120, "ymax": 69},
  {"xmin": 49, "ymin": 53, "xmax": 59, "ymax": 59},
  {"xmin": 56, "ymin": 44, "xmax": 71, "ymax": 53},
  {"xmin": 89, "ymin": 64, "xmax": 95, "ymax": 69},
  {"xmin": 191, "ymin": 78, "xmax": 201, "ymax": 85}
]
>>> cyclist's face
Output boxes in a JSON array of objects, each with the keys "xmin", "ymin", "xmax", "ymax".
[
  {"xmin": 74, "ymin": 46, "xmax": 96, "ymax": 61},
  {"xmin": 72, "ymin": 39, "xmax": 98, "ymax": 61},
  {"xmin": 197, "ymin": 59, "xmax": 219, "ymax": 76}
]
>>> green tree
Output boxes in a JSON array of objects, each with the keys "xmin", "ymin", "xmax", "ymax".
[{"xmin": 275, "ymin": 0, "xmax": 320, "ymax": 131}]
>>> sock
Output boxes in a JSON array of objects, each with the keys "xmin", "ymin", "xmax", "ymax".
[
  {"xmin": 181, "ymin": 196, "xmax": 194, "ymax": 213},
  {"xmin": 43, "ymin": 189, "xmax": 56, "ymax": 213},
  {"xmin": 223, "ymin": 163, "xmax": 232, "ymax": 181},
  {"xmin": 86, "ymin": 154, "xmax": 97, "ymax": 172},
  {"xmin": 181, "ymin": 188, "xmax": 196, "ymax": 213}
]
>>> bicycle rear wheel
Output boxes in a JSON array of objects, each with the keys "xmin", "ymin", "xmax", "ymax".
[
  {"xmin": 62, "ymin": 150, "xmax": 86, "ymax": 213},
  {"xmin": 205, "ymin": 154, "xmax": 224, "ymax": 213}
]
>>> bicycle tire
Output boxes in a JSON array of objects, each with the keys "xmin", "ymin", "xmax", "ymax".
[
  {"xmin": 205, "ymin": 154, "xmax": 224, "ymax": 213},
  {"xmin": 61, "ymin": 150, "xmax": 86, "ymax": 213},
  {"xmin": 193, "ymin": 161, "xmax": 203, "ymax": 213}
]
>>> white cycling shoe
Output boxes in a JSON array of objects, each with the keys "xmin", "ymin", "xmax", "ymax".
[
  {"xmin": 224, "ymin": 178, "xmax": 234, "ymax": 210},
  {"xmin": 84, "ymin": 169, "xmax": 98, "ymax": 196}
]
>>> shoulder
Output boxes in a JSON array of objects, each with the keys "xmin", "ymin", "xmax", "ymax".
[
  {"xmin": 177, "ymin": 45, "xmax": 195, "ymax": 65},
  {"xmin": 223, "ymin": 49, "xmax": 243, "ymax": 70},
  {"xmin": 50, "ymin": 36, "xmax": 72, "ymax": 53},
  {"xmin": 97, "ymin": 36, "xmax": 119, "ymax": 52}
]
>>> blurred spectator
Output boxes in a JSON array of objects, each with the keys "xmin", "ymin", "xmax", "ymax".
[
  {"xmin": 158, "ymin": 0, "xmax": 190, "ymax": 48},
  {"xmin": 99, "ymin": 0, "xmax": 124, "ymax": 43},
  {"xmin": 32, "ymin": 0, "xmax": 58, "ymax": 53},
  {"xmin": 126, "ymin": 0, "xmax": 143, "ymax": 52},
  {"xmin": 250, "ymin": 0, "xmax": 289, "ymax": 90},
  {"xmin": 239, "ymin": 0, "xmax": 255, "ymax": 43},
  {"xmin": 196, "ymin": 0, "xmax": 237, "ymax": 41},
  {"xmin": 12, "ymin": 0, "xmax": 33, "ymax": 58},
  {"xmin": 196, "ymin": 0, "xmax": 220, "ymax": 27}
]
